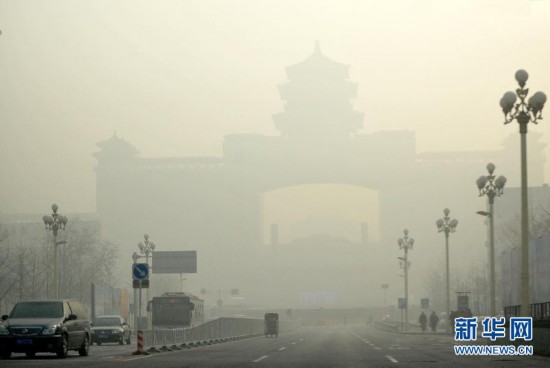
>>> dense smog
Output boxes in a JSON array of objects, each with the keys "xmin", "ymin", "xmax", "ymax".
[{"xmin": 2, "ymin": 1, "xmax": 550, "ymax": 366}]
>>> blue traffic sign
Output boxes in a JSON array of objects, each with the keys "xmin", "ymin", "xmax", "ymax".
[
  {"xmin": 398, "ymin": 297, "xmax": 407, "ymax": 309},
  {"xmin": 421, "ymin": 298, "xmax": 429, "ymax": 309},
  {"xmin": 132, "ymin": 263, "xmax": 149, "ymax": 281}
]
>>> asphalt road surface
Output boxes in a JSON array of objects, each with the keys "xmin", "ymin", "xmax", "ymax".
[{"xmin": 2, "ymin": 324, "xmax": 550, "ymax": 367}]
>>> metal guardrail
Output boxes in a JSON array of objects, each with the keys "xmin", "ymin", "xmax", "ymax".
[
  {"xmin": 137, "ymin": 317, "xmax": 300, "ymax": 347},
  {"xmin": 504, "ymin": 302, "xmax": 550, "ymax": 320}
]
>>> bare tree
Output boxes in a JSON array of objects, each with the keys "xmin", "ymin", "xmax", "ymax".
[
  {"xmin": 0, "ymin": 219, "xmax": 120, "ymax": 313},
  {"xmin": 497, "ymin": 202, "xmax": 550, "ymax": 250},
  {"xmin": 423, "ymin": 265, "xmax": 445, "ymax": 314}
]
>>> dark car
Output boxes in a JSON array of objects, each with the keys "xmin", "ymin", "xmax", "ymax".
[
  {"xmin": 0, "ymin": 299, "xmax": 91, "ymax": 359},
  {"xmin": 91, "ymin": 316, "xmax": 131, "ymax": 345}
]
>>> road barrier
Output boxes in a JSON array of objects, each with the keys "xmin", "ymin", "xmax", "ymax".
[
  {"xmin": 132, "ymin": 330, "xmax": 144, "ymax": 355},
  {"xmin": 136, "ymin": 317, "xmax": 300, "ymax": 349}
]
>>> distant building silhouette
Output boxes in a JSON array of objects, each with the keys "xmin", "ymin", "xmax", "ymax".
[{"xmin": 93, "ymin": 44, "xmax": 547, "ymax": 308}]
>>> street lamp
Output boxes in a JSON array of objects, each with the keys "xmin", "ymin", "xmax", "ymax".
[
  {"xmin": 137, "ymin": 234, "xmax": 156, "ymax": 265},
  {"xmin": 436, "ymin": 208, "xmax": 458, "ymax": 332},
  {"xmin": 42, "ymin": 204, "xmax": 68, "ymax": 299},
  {"xmin": 381, "ymin": 284, "xmax": 389, "ymax": 308},
  {"xmin": 502, "ymin": 247, "xmax": 517, "ymax": 312},
  {"xmin": 500, "ymin": 69, "xmax": 546, "ymax": 316},
  {"xmin": 476, "ymin": 163, "xmax": 506, "ymax": 316},
  {"xmin": 137, "ymin": 234, "xmax": 156, "ymax": 329},
  {"xmin": 397, "ymin": 229, "xmax": 414, "ymax": 331}
]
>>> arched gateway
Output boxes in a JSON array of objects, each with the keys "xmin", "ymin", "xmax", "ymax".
[{"xmin": 95, "ymin": 45, "xmax": 545, "ymax": 308}]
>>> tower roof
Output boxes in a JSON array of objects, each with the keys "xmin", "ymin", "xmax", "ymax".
[
  {"xmin": 94, "ymin": 132, "xmax": 139, "ymax": 161},
  {"xmin": 274, "ymin": 42, "xmax": 363, "ymax": 138},
  {"xmin": 286, "ymin": 42, "xmax": 350, "ymax": 80}
]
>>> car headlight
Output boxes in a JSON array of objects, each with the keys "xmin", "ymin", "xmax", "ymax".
[
  {"xmin": 41, "ymin": 325, "xmax": 59, "ymax": 336},
  {"xmin": 112, "ymin": 329, "xmax": 122, "ymax": 335},
  {"xmin": 0, "ymin": 325, "xmax": 9, "ymax": 335}
]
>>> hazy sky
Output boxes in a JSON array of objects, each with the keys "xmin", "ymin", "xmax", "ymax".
[{"xmin": 2, "ymin": 0, "xmax": 550, "ymax": 214}]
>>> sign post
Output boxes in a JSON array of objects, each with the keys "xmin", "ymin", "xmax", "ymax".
[
  {"xmin": 151, "ymin": 250, "xmax": 197, "ymax": 295},
  {"xmin": 132, "ymin": 263, "xmax": 149, "ymax": 333}
]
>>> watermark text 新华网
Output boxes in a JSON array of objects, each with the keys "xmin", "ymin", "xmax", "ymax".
[{"xmin": 454, "ymin": 317, "xmax": 533, "ymax": 356}]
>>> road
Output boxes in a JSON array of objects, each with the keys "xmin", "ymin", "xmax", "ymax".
[{"xmin": 2, "ymin": 324, "xmax": 550, "ymax": 367}]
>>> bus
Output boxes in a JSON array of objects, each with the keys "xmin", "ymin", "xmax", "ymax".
[{"xmin": 151, "ymin": 292, "xmax": 204, "ymax": 329}]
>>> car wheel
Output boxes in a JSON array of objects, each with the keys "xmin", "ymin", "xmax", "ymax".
[
  {"xmin": 56, "ymin": 335, "xmax": 68, "ymax": 358},
  {"xmin": 0, "ymin": 350, "xmax": 11, "ymax": 359},
  {"xmin": 79, "ymin": 334, "xmax": 90, "ymax": 356},
  {"xmin": 97, "ymin": 342, "xmax": 101, "ymax": 346},
  {"xmin": 25, "ymin": 351, "xmax": 36, "ymax": 358}
]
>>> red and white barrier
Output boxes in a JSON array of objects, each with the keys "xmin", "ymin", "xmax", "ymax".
[{"xmin": 134, "ymin": 330, "xmax": 144, "ymax": 355}]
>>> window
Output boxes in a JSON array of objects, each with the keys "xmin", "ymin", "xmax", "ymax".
[
  {"xmin": 10, "ymin": 302, "xmax": 63, "ymax": 318},
  {"xmin": 94, "ymin": 317, "xmax": 121, "ymax": 326}
]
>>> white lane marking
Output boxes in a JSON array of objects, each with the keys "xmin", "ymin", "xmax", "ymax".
[
  {"xmin": 291, "ymin": 341, "xmax": 296, "ymax": 345},
  {"xmin": 253, "ymin": 355, "xmax": 269, "ymax": 362},
  {"xmin": 352, "ymin": 332, "xmax": 381, "ymax": 350},
  {"xmin": 353, "ymin": 332, "xmax": 369, "ymax": 343},
  {"xmin": 386, "ymin": 355, "xmax": 399, "ymax": 363},
  {"xmin": 278, "ymin": 347, "xmax": 286, "ymax": 351},
  {"xmin": 299, "ymin": 338, "xmax": 304, "ymax": 341}
]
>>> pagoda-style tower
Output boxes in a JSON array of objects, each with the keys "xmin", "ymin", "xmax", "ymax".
[
  {"xmin": 93, "ymin": 132, "xmax": 139, "ymax": 164},
  {"xmin": 273, "ymin": 42, "xmax": 364, "ymax": 138}
]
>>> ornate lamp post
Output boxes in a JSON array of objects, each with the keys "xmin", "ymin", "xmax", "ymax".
[
  {"xmin": 436, "ymin": 209, "xmax": 458, "ymax": 332},
  {"xmin": 42, "ymin": 204, "xmax": 68, "ymax": 299},
  {"xmin": 381, "ymin": 283, "xmax": 389, "ymax": 308},
  {"xmin": 476, "ymin": 163, "xmax": 506, "ymax": 316},
  {"xmin": 397, "ymin": 229, "xmax": 414, "ymax": 331},
  {"xmin": 500, "ymin": 69, "xmax": 546, "ymax": 316},
  {"xmin": 138, "ymin": 234, "xmax": 156, "ymax": 269}
]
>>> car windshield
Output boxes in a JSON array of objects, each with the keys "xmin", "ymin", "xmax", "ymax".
[
  {"xmin": 94, "ymin": 317, "xmax": 120, "ymax": 326},
  {"xmin": 10, "ymin": 302, "xmax": 63, "ymax": 318}
]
